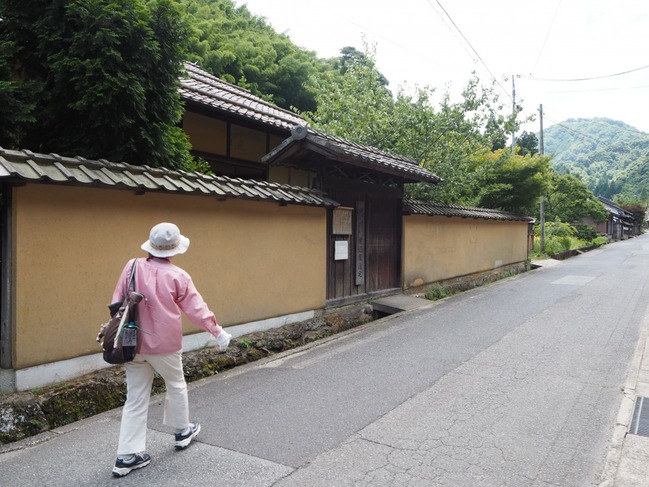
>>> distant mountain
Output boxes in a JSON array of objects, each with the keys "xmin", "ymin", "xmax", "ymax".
[{"xmin": 542, "ymin": 118, "xmax": 649, "ymax": 201}]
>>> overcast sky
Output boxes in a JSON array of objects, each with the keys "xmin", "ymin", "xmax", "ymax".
[{"xmin": 236, "ymin": 0, "xmax": 649, "ymax": 135}]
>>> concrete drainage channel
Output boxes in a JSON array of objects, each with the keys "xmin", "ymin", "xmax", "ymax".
[
  {"xmin": 371, "ymin": 294, "xmax": 433, "ymax": 316},
  {"xmin": 630, "ymin": 396, "xmax": 649, "ymax": 437}
]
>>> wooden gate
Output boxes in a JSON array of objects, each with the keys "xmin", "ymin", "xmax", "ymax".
[{"xmin": 326, "ymin": 179, "xmax": 402, "ymax": 303}]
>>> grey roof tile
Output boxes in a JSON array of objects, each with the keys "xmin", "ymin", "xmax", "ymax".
[
  {"xmin": 309, "ymin": 130, "xmax": 442, "ymax": 184},
  {"xmin": 263, "ymin": 128, "xmax": 442, "ymax": 184},
  {"xmin": 597, "ymin": 196, "xmax": 633, "ymax": 219},
  {"xmin": 181, "ymin": 63, "xmax": 441, "ymax": 185},
  {"xmin": 403, "ymin": 199, "xmax": 532, "ymax": 222},
  {"xmin": 181, "ymin": 63, "xmax": 303, "ymax": 130},
  {"xmin": 0, "ymin": 147, "xmax": 338, "ymax": 208}
]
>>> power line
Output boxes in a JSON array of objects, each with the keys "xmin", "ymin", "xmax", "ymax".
[
  {"xmin": 530, "ymin": 0, "xmax": 562, "ymax": 75},
  {"xmin": 338, "ymin": 20, "xmax": 452, "ymax": 73},
  {"xmin": 521, "ymin": 63, "xmax": 649, "ymax": 82},
  {"xmin": 543, "ymin": 115, "xmax": 647, "ymax": 153},
  {"xmin": 426, "ymin": 0, "xmax": 510, "ymax": 100},
  {"xmin": 423, "ymin": 0, "xmax": 476, "ymax": 65},
  {"xmin": 546, "ymin": 84, "xmax": 649, "ymax": 94},
  {"xmin": 544, "ymin": 116, "xmax": 601, "ymax": 145}
]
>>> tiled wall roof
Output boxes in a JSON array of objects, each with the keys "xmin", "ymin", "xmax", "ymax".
[
  {"xmin": 0, "ymin": 148, "xmax": 338, "ymax": 208},
  {"xmin": 403, "ymin": 199, "xmax": 532, "ymax": 222},
  {"xmin": 180, "ymin": 63, "xmax": 303, "ymax": 130}
]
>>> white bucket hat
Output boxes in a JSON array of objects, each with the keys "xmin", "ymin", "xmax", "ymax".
[{"xmin": 141, "ymin": 222, "xmax": 190, "ymax": 258}]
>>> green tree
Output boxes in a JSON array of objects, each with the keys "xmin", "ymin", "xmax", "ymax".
[
  {"xmin": 0, "ymin": 11, "xmax": 35, "ymax": 148},
  {"xmin": 301, "ymin": 44, "xmax": 526, "ymax": 207},
  {"xmin": 338, "ymin": 46, "xmax": 365, "ymax": 72},
  {"xmin": 485, "ymin": 115, "xmax": 507, "ymax": 151},
  {"xmin": 475, "ymin": 149, "xmax": 551, "ymax": 214},
  {"xmin": 403, "ymin": 76, "xmax": 522, "ymax": 205},
  {"xmin": 543, "ymin": 118, "xmax": 649, "ymax": 201},
  {"xmin": 397, "ymin": 84, "xmax": 489, "ymax": 205},
  {"xmin": 544, "ymin": 172, "xmax": 608, "ymax": 223},
  {"xmin": 0, "ymin": 0, "xmax": 191, "ymax": 168},
  {"xmin": 181, "ymin": 0, "xmax": 329, "ymax": 113},
  {"xmin": 337, "ymin": 45, "xmax": 389, "ymax": 86},
  {"xmin": 301, "ymin": 42, "xmax": 394, "ymax": 148},
  {"xmin": 516, "ymin": 131, "xmax": 539, "ymax": 156}
]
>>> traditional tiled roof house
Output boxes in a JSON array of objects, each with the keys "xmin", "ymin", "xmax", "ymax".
[
  {"xmin": 596, "ymin": 196, "xmax": 636, "ymax": 240},
  {"xmin": 180, "ymin": 63, "xmax": 443, "ymax": 305}
]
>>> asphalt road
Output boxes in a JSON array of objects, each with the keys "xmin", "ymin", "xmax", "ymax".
[{"xmin": 3, "ymin": 234, "xmax": 649, "ymax": 486}]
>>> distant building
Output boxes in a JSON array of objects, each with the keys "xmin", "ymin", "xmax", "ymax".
[{"xmin": 595, "ymin": 196, "xmax": 636, "ymax": 240}]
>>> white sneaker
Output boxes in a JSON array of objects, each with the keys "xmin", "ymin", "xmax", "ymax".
[
  {"xmin": 175, "ymin": 422, "xmax": 201, "ymax": 450},
  {"xmin": 112, "ymin": 452, "xmax": 151, "ymax": 477}
]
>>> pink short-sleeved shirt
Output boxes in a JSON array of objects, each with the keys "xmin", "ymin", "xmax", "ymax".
[{"xmin": 112, "ymin": 257, "xmax": 222, "ymax": 355}]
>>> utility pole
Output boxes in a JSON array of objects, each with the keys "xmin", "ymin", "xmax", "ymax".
[
  {"xmin": 511, "ymin": 75, "xmax": 516, "ymax": 151},
  {"xmin": 540, "ymin": 197, "xmax": 545, "ymax": 253},
  {"xmin": 539, "ymin": 104, "xmax": 545, "ymax": 253},
  {"xmin": 539, "ymin": 103, "xmax": 544, "ymax": 156}
]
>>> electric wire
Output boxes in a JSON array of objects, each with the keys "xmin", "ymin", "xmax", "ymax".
[
  {"xmin": 424, "ymin": 0, "xmax": 477, "ymax": 65},
  {"xmin": 247, "ymin": 1, "xmax": 648, "ymax": 134},
  {"xmin": 521, "ymin": 63, "xmax": 649, "ymax": 82},
  {"xmin": 530, "ymin": 0, "xmax": 562, "ymax": 75},
  {"xmin": 341, "ymin": 19, "xmax": 451, "ymax": 73},
  {"xmin": 427, "ymin": 0, "xmax": 510, "ymax": 100},
  {"xmin": 543, "ymin": 115, "xmax": 647, "ymax": 157},
  {"xmin": 546, "ymin": 84, "xmax": 649, "ymax": 94},
  {"xmin": 544, "ymin": 116, "xmax": 603, "ymax": 146}
]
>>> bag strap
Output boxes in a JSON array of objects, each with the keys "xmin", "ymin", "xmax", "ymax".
[{"xmin": 126, "ymin": 259, "xmax": 138, "ymax": 297}]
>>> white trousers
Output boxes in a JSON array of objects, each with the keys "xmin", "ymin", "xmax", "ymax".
[{"xmin": 117, "ymin": 351, "xmax": 189, "ymax": 455}]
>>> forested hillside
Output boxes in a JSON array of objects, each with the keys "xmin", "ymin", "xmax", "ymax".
[
  {"xmin": 0, "ymin": 0, "xmax": 619, "ymax": 220},
  {"xmin": 0, "ymin": 0, "xmax": 346, "ymax": 166},
  {"xmin": 180, "ymin": 0, "xmax": 344, "ymax": 113},
  {"xmin": 543, "ymin": 118, "xmax": 649, "ymax": 201}
]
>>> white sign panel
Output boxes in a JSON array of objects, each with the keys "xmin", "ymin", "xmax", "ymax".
[{"xmin": 334, "ymin": 240, "xmax": 349, "ymax": 260}]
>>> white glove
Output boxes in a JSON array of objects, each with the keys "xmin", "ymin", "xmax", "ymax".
[{"xmin": 215, "ymin": 330, "xmax": 232, "ymax": 352}]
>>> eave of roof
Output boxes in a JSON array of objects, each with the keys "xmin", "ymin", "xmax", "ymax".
[
  {"xmin": 403, "ymin": 199, "xmax": 533, "ymax": 222},
  {"xmin": 263, "ymin": 127, "xmax": 442, "ymax": 185},
  {"xmin": 180, "ymin": 64, "xmax": 441, "ymax": 185},
  {"xmin": 597, "ymin": 196, "xmax": 633, "ymax": 218},
  {"xmin": 180, "ymin": 63, "xmax": 303, "ymax": 130},
  {"xmin": 0, "ymin": 148, "xmax": 338, "ymax": 208}
]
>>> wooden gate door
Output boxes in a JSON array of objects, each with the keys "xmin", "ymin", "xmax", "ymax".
[
  {"xmin": 365, "ymin": 193, "xmax": 401, "ymax": 293},
  {"xmin": 326, "ymin": 181, "xmax": 402, "ymax": 302}
]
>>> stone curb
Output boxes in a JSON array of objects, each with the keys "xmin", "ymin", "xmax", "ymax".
[{"xmin": 597, "ymin": 301, "xmax": 649, "ymax": 486}]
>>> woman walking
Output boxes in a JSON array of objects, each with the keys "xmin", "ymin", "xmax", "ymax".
[{"xmin": 111, "ymin": 222, "xmax": 231, "ymax": 478}]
